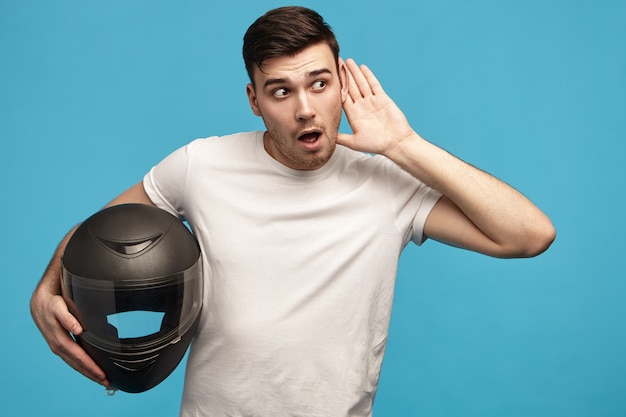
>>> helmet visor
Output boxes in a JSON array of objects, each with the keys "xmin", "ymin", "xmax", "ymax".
[{"xmin": 62, "ymin": 257, "xmax": 202, "ymax": 353}]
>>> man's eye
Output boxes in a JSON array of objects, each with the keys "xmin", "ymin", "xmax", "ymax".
[
  {"xmin": 273, "ymin": 88, "xmax": 289, "ymax": 98},
  {"xmin": 312, "ymin": 80, "xmax": 326, "ymax": 90}
]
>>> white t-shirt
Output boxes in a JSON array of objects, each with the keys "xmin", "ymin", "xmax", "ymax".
[{"xmin": 143, "ymin": 131, "xmax": 441, "ymax": 417}]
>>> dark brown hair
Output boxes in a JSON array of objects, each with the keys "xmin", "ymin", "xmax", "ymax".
[{"xmin": 242, "ymin": 6, "xmax": 340, "ymax": 85}]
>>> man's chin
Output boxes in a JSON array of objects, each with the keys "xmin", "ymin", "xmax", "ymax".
[{"xmin": 300, "ymin": 144, "xmax": 336, "ymax": 170}]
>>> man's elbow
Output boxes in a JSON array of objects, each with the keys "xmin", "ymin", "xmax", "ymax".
[{"xmin": 517, "ymin": 219, "xmax": 556, "ymax": 258}]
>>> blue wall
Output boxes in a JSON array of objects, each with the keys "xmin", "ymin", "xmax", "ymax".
[{"xmin": 2, "ymin": 0, "xmax": 624, "ymax": 415}]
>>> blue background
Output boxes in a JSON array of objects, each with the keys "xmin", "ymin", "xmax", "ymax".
[{"xmin": 1, "ymin": 0, "xmax": 624, "ymax": 415}]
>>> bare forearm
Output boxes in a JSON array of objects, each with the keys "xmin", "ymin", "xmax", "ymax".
[
  {"xmin": 35, "ymin": 228, "xmax": 75, "ymax": 296},
  {"xmin": 385, "ymin": 132, "xmax": 556, "ymax": 257}
]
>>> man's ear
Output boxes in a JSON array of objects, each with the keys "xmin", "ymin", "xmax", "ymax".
[
  {"xmin": 338, "ymin": 58, "xmax": 349, "ymax": 103},
  {"xmin": 246, "ymin": 83, "xmax": 262, "ymax": 116}
]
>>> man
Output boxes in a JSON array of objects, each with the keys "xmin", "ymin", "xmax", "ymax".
[{"xmin": 31, "ymin": 6, "xmax": 555, "ymax": 416}]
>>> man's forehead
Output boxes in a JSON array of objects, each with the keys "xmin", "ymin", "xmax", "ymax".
[{"xmin": 254, "ymin": 43, "xmax": 336, "ymax": 85}]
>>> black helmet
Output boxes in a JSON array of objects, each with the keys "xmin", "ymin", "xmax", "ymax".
[{"xmin": 61, "ymin": 204, "xmax": 203, "ymax": 393}]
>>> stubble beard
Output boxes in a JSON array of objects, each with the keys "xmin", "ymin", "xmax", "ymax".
[{"xmin": 264, "ymin": 116, "xmax": 341, "ymax": 171}]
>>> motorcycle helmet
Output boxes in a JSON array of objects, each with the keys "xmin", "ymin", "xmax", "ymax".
[{"xmin": 61, "ymin": 203, "xmax": 203, "ymax": 393}]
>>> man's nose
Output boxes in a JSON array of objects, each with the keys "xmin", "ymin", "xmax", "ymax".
[{"xmin": 295, "ymin": 92, "xmax": 315, "ymax": 121}]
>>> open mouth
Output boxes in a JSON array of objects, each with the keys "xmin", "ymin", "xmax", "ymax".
[{"xmin": 298, "ymin": 131, "xmax": 321, "ymax": 143}]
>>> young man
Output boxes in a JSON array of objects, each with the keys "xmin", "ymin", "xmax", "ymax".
[{"xmin": 31, "ymin": 6, "xmax": 555, "ymax": 416}]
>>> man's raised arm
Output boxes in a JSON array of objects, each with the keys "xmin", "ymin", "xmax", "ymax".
[{"xmin": 337, "ymin": 58, "xmax": 555, "ymax": 258}]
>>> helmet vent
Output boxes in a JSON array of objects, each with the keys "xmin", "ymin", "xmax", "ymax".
[
  {"xmin": 99, "ymin": 235, "xmax": 162, "ymax": 255},
  {"xmin": 112, "ymin": 355, "xmax": 158, "ymax": 378}
]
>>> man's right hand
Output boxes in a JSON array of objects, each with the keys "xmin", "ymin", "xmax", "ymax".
[{"xmin": 31, "ymin": 284, "xmax": 110, "ymax": 387}]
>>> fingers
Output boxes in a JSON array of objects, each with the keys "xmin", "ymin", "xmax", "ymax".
[
  {"xmin": 58, "ymin": 335, "xmax": 110, "ymax": 386},
  {"xmin": 33, "ymin": 293, "xmax": 110, "ymax": 386},
  {"xmin": 53, "ymin": 296, "xmax": 83, "ymax": 335},
  {"xmin": 344, "ymin": 58, "xmax": 384, "ymax": 100},
  {"xmin": 345, "ymin": 59, "xmax": 369, "ymax": 100}
]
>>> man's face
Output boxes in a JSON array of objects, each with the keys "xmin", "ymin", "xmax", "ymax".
[{"xmin": 246, "ymin": 43, "xmax": 348, "ymax": 170}]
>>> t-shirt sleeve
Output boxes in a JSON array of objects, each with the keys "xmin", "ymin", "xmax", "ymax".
[
  {"xmin": 383, "ymin": 158, "xmax": 442, "ymax": 246},
  {"xmin": 410, "ymin": 186, "xmax": 442, "ymax": 245},
  {"xmin": 143, "ymin": 140, "xmax": 199, "ymax": 220}
]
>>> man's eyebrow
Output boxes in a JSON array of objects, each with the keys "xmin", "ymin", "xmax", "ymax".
[
  {"xmin": 263, "ymin": 77, "xmax": 287, "ymax": 89},
  {"xmin": 308, "ymin": 68, "xmax": 332, "ymax": 78},
  {"xmin": 262, "ymin": 68, "xmax": 333, "ymax": 89}
]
